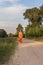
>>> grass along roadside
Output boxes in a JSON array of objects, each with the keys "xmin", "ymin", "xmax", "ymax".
[
  {"xmin": 35, "ymin": 38, "xmax": 43, "ymax": 42},
  {"xmin": 30, "ymin": 37, "xmax": 43, "ymax": 42},
  {"xmin": 26, "ymin": 37, "xmax": 43, "ymax": 42},
  {"xmin": 0, "ymin": 38, "xmax": 18, "ymax": 64}
]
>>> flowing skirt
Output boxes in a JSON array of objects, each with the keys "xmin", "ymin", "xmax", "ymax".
[{"xmin": 18, "ymin": 37, "xmax": 22, "ymax": 43}]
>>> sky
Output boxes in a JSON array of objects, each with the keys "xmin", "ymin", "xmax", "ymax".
[{"xmin": 0, "ymin": 0, "xmax": 43, "ymax": 34}]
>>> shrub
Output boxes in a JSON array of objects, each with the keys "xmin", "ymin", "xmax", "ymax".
[
  {"xmin": 25, "ymin": 25, "xmax": 43, "ymax": 38},
  {"xmin": 8, "ymin": 33, "xmax": 15, "ymax": 37},
  {"xmin": 40, "ymin": 26, "xmax": 43, "ymax": 37}
]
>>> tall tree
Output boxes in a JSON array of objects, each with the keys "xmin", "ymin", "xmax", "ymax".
[
  {"xmin": 23, "ymin": 7, "xmax": 41, "ymax": 25},
  {"xmin": 40, "ymin": 5, "xmax": 43, "ymax": 24},
  {"xmin": 40, "ymin": 5, "xmax": 43, "ymax": 16},
  {"xmin": 16, "ymin": 24, "xmax": 23, "ymax": 34}
]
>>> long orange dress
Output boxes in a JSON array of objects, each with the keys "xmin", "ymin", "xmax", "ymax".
[{"xmin": 18, "ymin": 31, "xmax": 23, "ymax": 43}]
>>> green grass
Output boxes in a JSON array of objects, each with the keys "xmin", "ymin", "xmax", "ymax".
[{"xmin": 0, "ymin": 37, "xmax": 18, "ymax": 64}]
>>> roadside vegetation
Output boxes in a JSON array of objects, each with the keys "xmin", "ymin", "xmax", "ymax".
[
  {"xmin": 0, "ymin": 29, "xmax": 18, "ymax": 64},
  {"xmin": 0, "ymin": 38, "xmax": 17, "ymax": 64},
  {"xmin": 25, "ymin": 25, "xmax": 43, "ymax": 38},
  {"xmin": 23, "ymin": 5, "xmax": 43, "ymax": 41}
]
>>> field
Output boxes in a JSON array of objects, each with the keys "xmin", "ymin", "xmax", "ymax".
[{"xmin": 0, "ymin": 37, "xmax": 18, "ymax": 64}]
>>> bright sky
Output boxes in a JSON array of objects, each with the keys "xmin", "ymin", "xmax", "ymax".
[{"xmin": 0, "ymin": 0, "xmax": 43, "ymax": 33}]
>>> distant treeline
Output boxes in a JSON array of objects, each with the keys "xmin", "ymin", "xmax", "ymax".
[{"xmin": 0, "ymin": 29, "xmax": 25, "ymax": 38}]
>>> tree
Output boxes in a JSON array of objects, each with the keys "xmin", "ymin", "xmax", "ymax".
[
  {"xmin": 40, "ymin": 5, "xmax": 43, "ymax": 24},
  {"xmin": 40, "ymin": 5, "xmax": 43, "ymax": 16},
  {"xmin": 24, "ymin": 5, "xmax": 43, "ymax": 38},
  {"xmin": 23, "ymin": 7, "xmax": 41, "ymax": 26},
  {"xmin": 8, "ymin": 33, "xmax": 14, "ymax": 37},
  {"xmin": 16, "ymin": 24, "xmax": 23, "ymax": 34},
  {"xmin": 0, "ymin": 29, "xmax": 8, "ymax": 38}
]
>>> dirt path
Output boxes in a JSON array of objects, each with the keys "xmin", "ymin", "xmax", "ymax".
[{"xmin": 3, "ymin": 39, "xmax": 43, "ymax": 65}]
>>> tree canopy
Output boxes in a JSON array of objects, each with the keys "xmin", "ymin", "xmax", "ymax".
[
  {"xmin": 40, "ymin": 5, "xmax": 43, "ymax": 16},
  {"xmin": 23, "ymin": 5, "xmax": 43, "ymax": 26},
  {"xmin": 16, "ymin": 24, "xmax": 23, "ymax": 34},
  {"xmin": 0, "ymin": 29, "xmax": 8, "ymax": 38}
]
